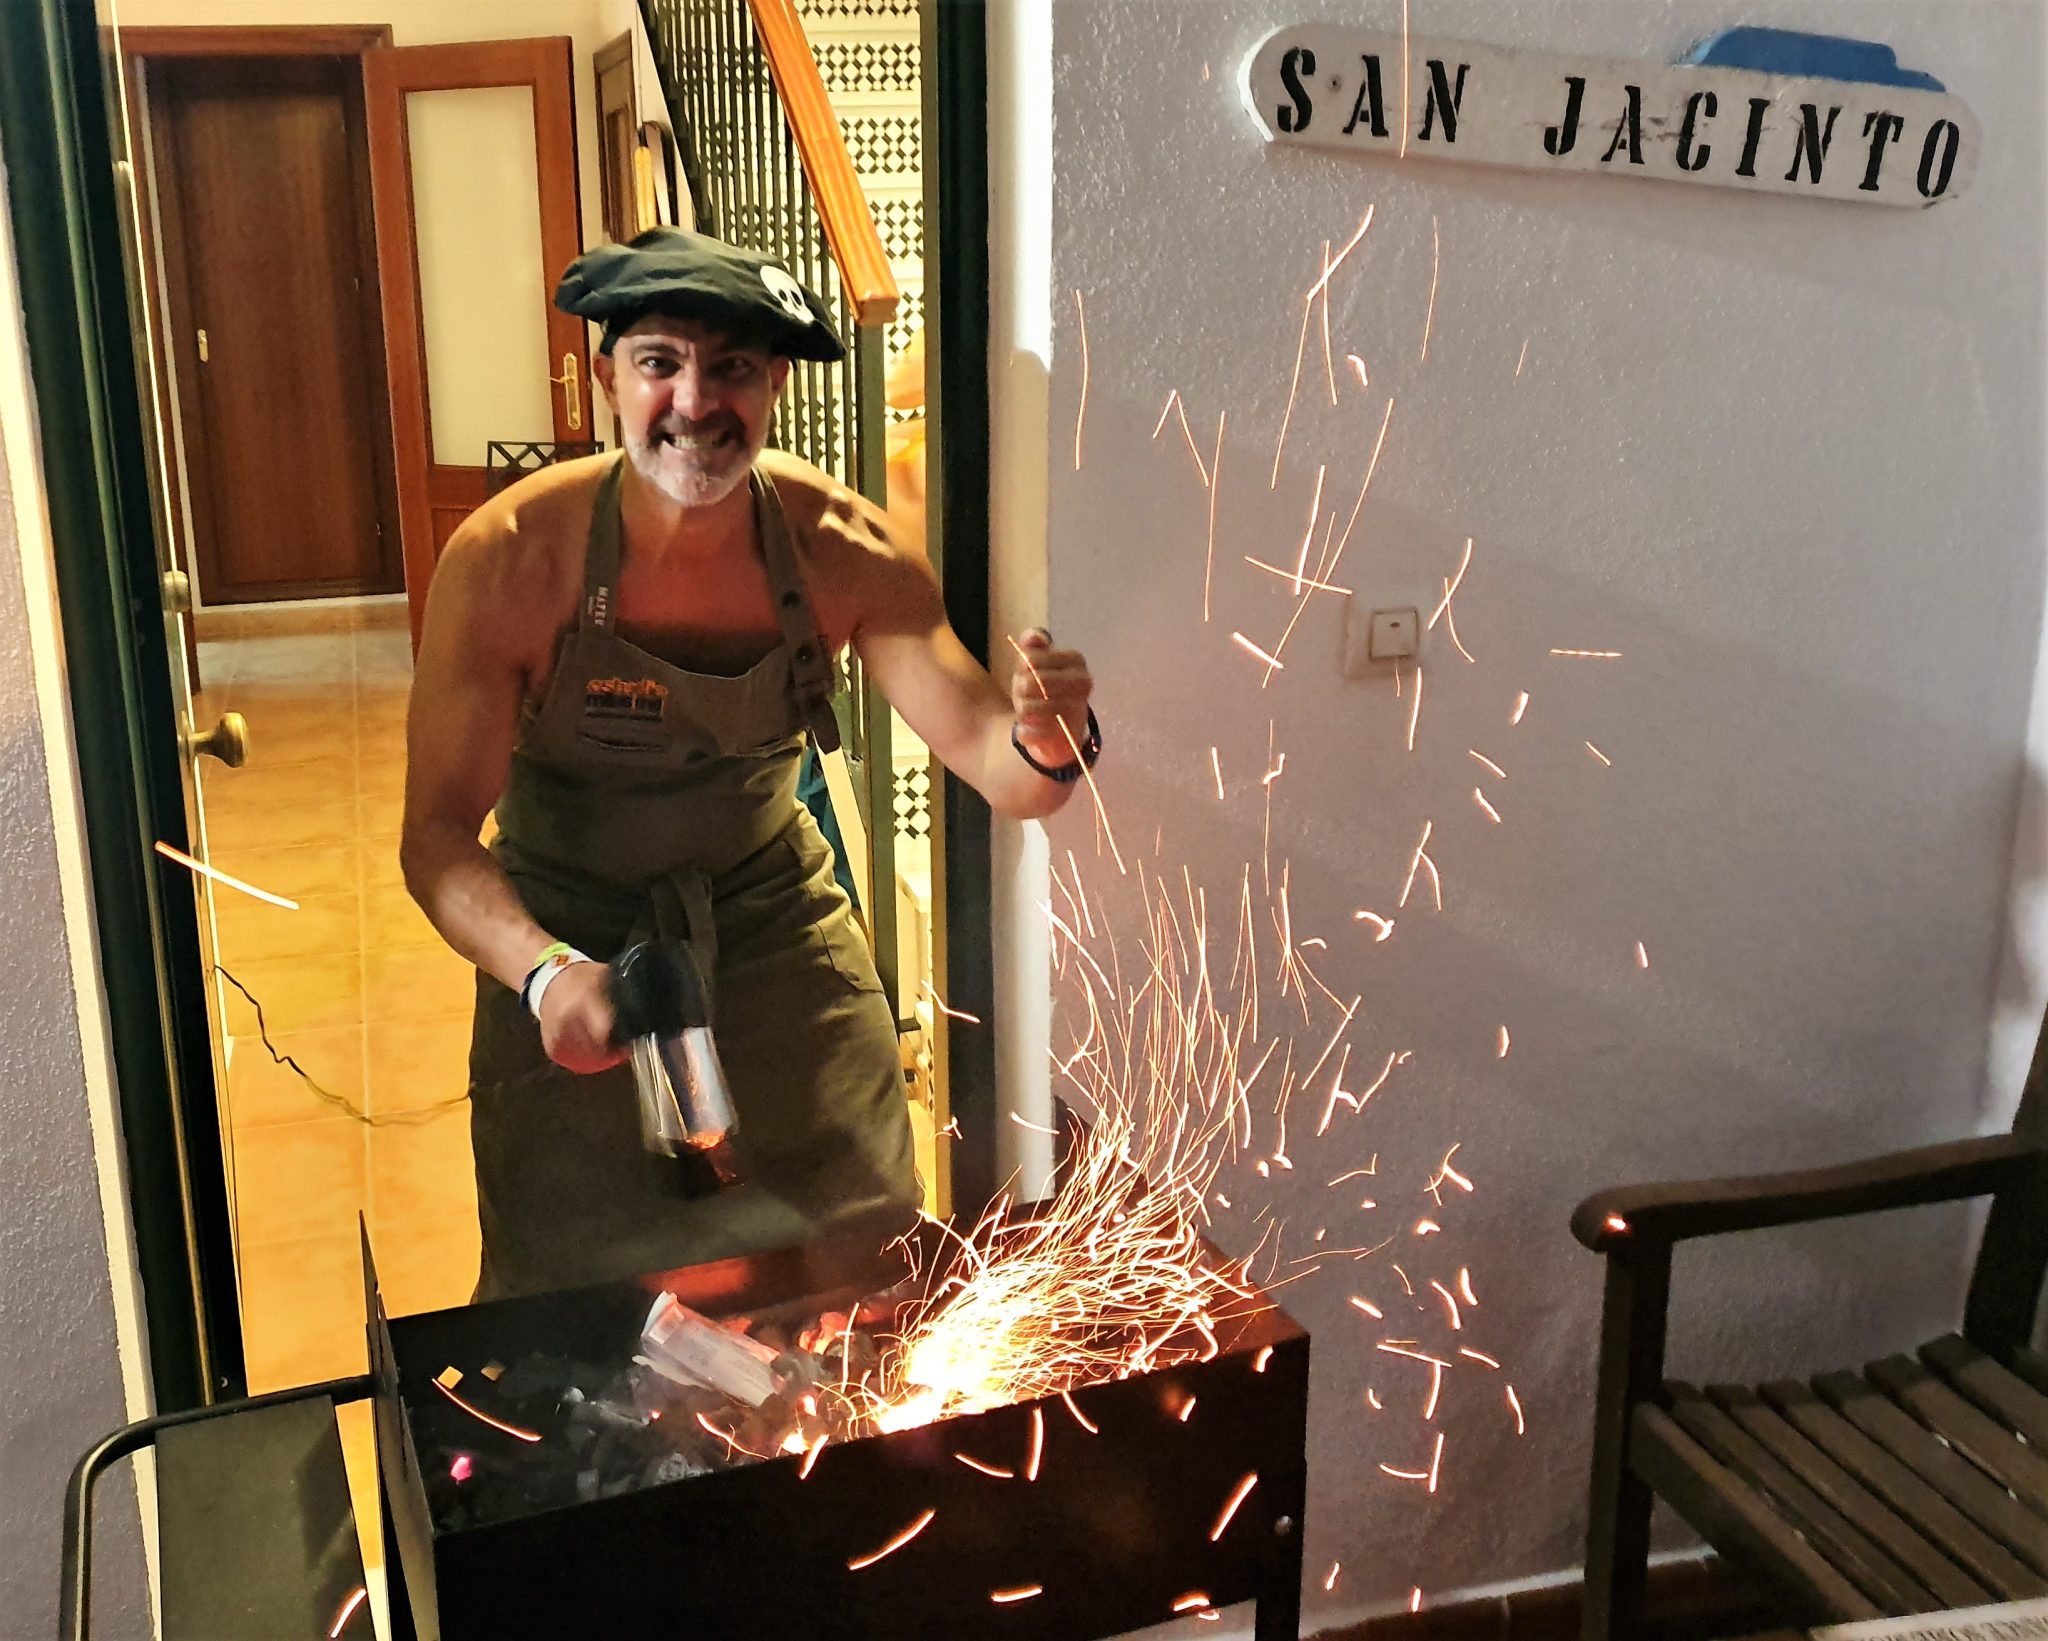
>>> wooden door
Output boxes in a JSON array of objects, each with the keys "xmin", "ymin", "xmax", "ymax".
[
  {"xmin": 362, "ymin": 39, "xmax": 590, "ymax": 646},
  {"xmin": 152, "ymin": 55, "xmax": 402, "ymax": 603}
]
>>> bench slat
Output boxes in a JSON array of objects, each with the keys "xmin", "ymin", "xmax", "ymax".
[
  {"xmin": 1761, "ymin": 1379, "xmax": 2047, "ymax": 1602},
  {"xmin": 1921, "ymin": 1335, "xmax": 2048, "ymax": 1448},
  {"xmin": 1815, "ymin": 1371, "xmax": 2048, "ymax": 1578},
  {"xmin": 1668, "ymin": 1385, "xmax": 1937, "ymax": 1614},
  {"xmin": 1866, "ymin": 1354, "xmax": 2048, "ymax": 1515},
  {"xmin": 1710, "ymin": 1383, "xmax": 1990, "ymax": 1610}
]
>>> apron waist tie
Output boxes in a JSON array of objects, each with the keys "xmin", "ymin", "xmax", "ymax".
[{"xmin": 645, "ymin": 868, "xmax": 719, "ymax": 1003}]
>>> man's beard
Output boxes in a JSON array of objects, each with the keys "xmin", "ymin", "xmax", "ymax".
[{"xmin": 625, "ymin": 414, "xmax": 758, "ymax": 508}]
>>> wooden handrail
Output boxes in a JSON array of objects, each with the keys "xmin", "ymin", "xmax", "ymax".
[{"xmin": 745, "ymin": 0, "xmax": 899, "ymax": 328}]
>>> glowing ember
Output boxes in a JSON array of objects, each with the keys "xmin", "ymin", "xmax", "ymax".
[
  {"xmin": 1072, "ymin": 289, "xmax": 1089, "ymax": 469},
  {"xmin": 327, "ymin": 1585, "xmax": 368, "ymax": 1638},
  {"xmin": 1585, "ymin": 741, "xmax": 1613, "ymax": 767},
  {"xmin": 1467, "ymin": 750, "xmax": 1505, "ymax": 779},
  {"xmin": 155, "ymin": 841, "xmax": 299, "ymax": 910},
  {"xmin": 1506, "ymin": 1384, "xmax": 1527, "ymax": 1435},
  {"xmin": 956, "ymin": 1452, "xmax": 1015, "ymax": 1479},
  {"xmin": 847, "ymin": 1507, "xmax": 936, "ymax": 1571},
  {"xmin": 1231, "ymin": 630, "xmax": 1285, "ymax": 671},
  {"xmin": 1510, "ymin": 690, "xmax": 1530, "ymax": 725},
  {"xmin": 1209, "ymin": 1471, "xmax": 1259, "ymax": 1541},
  {"xmin": 991, "ymin": 1585, "xmax": 1044, "ymax": 1605},
  {"xmin": 432, "ymin": 1379, "xmax": 542, "ymax": 1444}
]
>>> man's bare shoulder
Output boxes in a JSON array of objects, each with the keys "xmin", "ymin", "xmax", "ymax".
[
  {"xmin": 433, "ymin": 454, "xmax": 612, "ymax": 636},
  {"xmin": 756, "ymin": 448, "xmax": 906, "ymax": 572}
]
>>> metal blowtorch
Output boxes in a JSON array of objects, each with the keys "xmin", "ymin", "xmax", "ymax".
[{"xmin": 607, "ymin": 938, "xmax": 742, "ymax": 1186}]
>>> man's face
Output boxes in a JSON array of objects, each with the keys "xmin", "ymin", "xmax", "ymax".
[{"xmin": 595, "ymin": 317, "xmax": 789, "ymax": 508}]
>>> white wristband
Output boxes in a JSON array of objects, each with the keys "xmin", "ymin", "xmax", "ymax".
[{"xmin": 524, "ymin": 949, "xmax": 594, "ymax": 1021}]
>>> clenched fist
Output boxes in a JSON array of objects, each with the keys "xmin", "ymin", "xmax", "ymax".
[
  {"xmin": 1009, "ymin": 628, "xmax": 1095, "ymax": 772},
  {"xmin": 537, "ymin": 960, "xmax": 627, "ymax": 1074}
]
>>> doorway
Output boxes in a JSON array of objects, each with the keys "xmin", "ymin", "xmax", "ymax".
[{"xmin": 143, "ymin": 49, "xmax": 402, "ymax": 603}]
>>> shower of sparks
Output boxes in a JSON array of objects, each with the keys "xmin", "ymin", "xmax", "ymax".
[
  {"xmin": 1510, "ymin": 691, "xmax": 1530, "ymax": 725},
  {"xmin": 1331, "ymin": 398, "xmax": 1396, "ymax": 573},
  {"xmin": 848, "ymin": 1508, "xmax": 937, "ymax": 1570},
  {"xmin": 1398, "ymin": 821, "xmax": 1433, "ymax": 910},
  {"xmin": 1468, "ymin": 750, "xmax": 1505, "ymax": 780},
  {"xmin": 1353, "ymin": 909, "xmax": 1394, "ymax": 941},
  {"xmin": 1551, "ymin": 648, "xmax": 1623, "ymax": 659},
  {"xmin": 1072, "ymin": 289, "xmax": 1089, "ymax": 470},
  {"xmin": 1272, "ymin": 292, "xmax": 1315, "ymax": 488},
  {"xmin": 1176, "ymin": 395, "xmax": 1212, "ymax": 488},
  {"xmin": 1507, "ymin": 1384, "xmax": 1527, "ymax": 1435},
  {"xmin": 1586, "ymin": 741, "xmax": 1612, "ymax": 767},
  {"xmin": 1060, "ymin": 1389, "xmax": 1100, "ymax": 1433},
  {"xmin": 431, "ymin": 1379, "xmax": 542, "ymax": 1443},
  {"xmin": 154, "ymin": 841, "xmax": 299, "ymax": 910},
  {"xmin": 1429, "ymin": 1280, "xmax": 1463, "ymax": 1330},
  {"xmin": 1320, "ymin": 242, "xmax": 1338, "ymax": 404},
  {"xmin": 1406, "ymin": 666, "xmax": 1424, "ymax": 752},
  {"xmin": 1210, "ymin": 1472, "xmax": 1260, "ymax": 1541},
  {"xmin": 956, "ymin": 1452, "xmax": 1015, "ymax": 1479},
  {"xmin": 1024, "ymin": 1406, "xmax": 1046, "ymax": 1480},
  {"xmin": 1204, "ymin": 411, "xmax": 1226, "ymax": 622},
  {"xmin": 1472, "ymin": 788, "xmax": 1502, "ymax": 825},
  {"xmin": 992, "ymin": 1586, "xmax": 1045, "ymax": 1605},
  {"xmin": 1347, "ymin": 353, "xmax": 1369, "ymax": 388},
  {"xmin": 1635, "ymin": 941, "xmax": 1650, "ymax": 969},
  {"xmin": 1426, "ymin": 538, "xmax": 1472, "ymax": 630},
  {"xmin": 327, "ymin": 1586, "xmax": 368, "ymax": 1638},
  {"xmin": 799, "ymin": 1435, "xmax": 828, "ymax": 1478},
  {"xmin": 1442, "ymin": 594, "xmax": 1477, "ymax": 664},
  {"xmin": 1515, "ymin": 339, "xmax": 1530, "ymax": 378},
  {"xmin": 921, "ymin": 982, "xmax": 981, "ymax": 1024},
  {"xmin": 1231, "ymin": 631, "xmax": 1286, "ymax": 671},
  {"xmin": 1399, "ymin": 0, "xmax": 1412, "ymax": 157},
  {"xmin": 1009, "ymin": 1112, "xmax": 1060, "ymax": 1136},
  {"xmin": 1420, "ymin": 216, "xmax": 1441, "ymax": 362},
  {"xmin": 1326, "ymin": 1563, "xmax": 1342, "ymax": 1591},
  {"xmin": 1009, "ymin": 635, "xmax": 1125, "ymax": 875},
  {"xmin": 1496, "ymin": 1026, "xmax": 1510, "ymax": 1059},
  {"xmin": 1210, "ymin": 747, "xmax": 1226, "ymax": 800},
  {"xmin": 1307, "ymin": 206, "xmax": 1376, "ymax": 301},
  {"xmin": 1245, "ymin": 556, "xmax": 1352, "ymax": 595},
  {"xmin": 1292, "ymin": 465, "xmax": 1328, "ymax": 592}
]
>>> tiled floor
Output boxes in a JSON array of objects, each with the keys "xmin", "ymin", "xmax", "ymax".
[{"xmin": 194, "ymin": 596, "xmax": 477, "ymax": 1563}]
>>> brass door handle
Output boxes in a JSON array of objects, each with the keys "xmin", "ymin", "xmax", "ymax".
[
  {"xmin": 187, "ymin": 711, "xmax": 249, "ymax": 769},
  {"xmin": 162, "ymin": 568, "xmax": 192, "ymax": 613},
  {"xmin": 549, "ymin": 352, "xmax": 583, "ymax": 431}
]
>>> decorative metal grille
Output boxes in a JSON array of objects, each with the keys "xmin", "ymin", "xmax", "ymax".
[{"xmin": 813, "ymin": 39, "xmax": 920, "ymax": 94}]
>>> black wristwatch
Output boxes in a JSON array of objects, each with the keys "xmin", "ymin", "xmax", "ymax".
[{"xmin": 1012, "ymin": 708, "xmax": 1102, "ymax": 784}]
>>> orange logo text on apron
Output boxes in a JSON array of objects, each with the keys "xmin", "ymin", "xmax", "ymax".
[{"xmin": 585, "ymin": 677, "xmax": 669, "ymax": 722}]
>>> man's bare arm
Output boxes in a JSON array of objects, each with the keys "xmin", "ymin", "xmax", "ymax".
[
  {"xmin": 398, "ymin": 530, "xmax": 551, "ymax": 990},
  {"xmin": 839, "ymin": 500, "xmax": 1093, "ymax": 821}
]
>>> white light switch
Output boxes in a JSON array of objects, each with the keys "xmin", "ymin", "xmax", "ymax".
[{"xmin": 1343, "ymin": 603, "xmax": 1419, "ymax": 677}]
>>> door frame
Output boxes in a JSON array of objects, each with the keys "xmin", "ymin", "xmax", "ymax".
[
  {"xmin": 124, "ymin": 26, "xmax": 405, "ymax": 607},
  {"xmin": 361, "ymin": 36, "xmax": 590, "ymax": 645},
  {"xmin": 0, "ymin": 0, "xmax": 243, "ymax": 1409}
]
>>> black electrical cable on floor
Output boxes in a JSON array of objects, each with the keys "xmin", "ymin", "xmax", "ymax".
[{"xmin": 215, "ymin": 965, "xmax": 468, "ymax": 1128}]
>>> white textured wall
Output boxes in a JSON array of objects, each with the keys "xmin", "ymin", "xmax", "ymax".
[
  {"xmin": 0, "ymin": 154, "xmax": 153, "ymax": 1635},
  {"xmin": 1037, "ymin": 1, "xmax": 2046, "ymax": 1625}
]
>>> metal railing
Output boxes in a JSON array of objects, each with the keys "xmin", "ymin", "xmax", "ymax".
[{"xmin": 639, "ymin": 0, "xmax": 905, "ymax": 1013}]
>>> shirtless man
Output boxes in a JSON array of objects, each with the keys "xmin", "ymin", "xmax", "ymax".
[{"xmin": 400, "ymin": 228, "xmax": 1098, "ymax": 1298}]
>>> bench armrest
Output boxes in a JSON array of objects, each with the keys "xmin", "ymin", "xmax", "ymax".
[{"xmin": 1571, "ymin": 1132, "xmax": 2046, "ymax": 1254}]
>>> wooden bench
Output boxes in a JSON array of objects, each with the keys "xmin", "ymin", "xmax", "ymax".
[{"xmin": 1573, "ymin": 1036, "xmax": 2048, "ymax": 1639}]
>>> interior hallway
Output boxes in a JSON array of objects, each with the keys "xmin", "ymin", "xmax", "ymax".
[{"xmin": 194, "ymin": 596, "xmax": 477, "ymax": 1556}]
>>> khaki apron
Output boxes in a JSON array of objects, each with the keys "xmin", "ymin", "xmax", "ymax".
[{"xmin": 467, "ymin": 455, "xmax": 919, "ymax": 1300}]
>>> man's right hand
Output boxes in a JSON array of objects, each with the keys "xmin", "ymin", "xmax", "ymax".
[{"xmin": 538, "ymin": 962, "xmax": 627, "ymax": 1073}]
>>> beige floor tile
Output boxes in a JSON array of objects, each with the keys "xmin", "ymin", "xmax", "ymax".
[
  {"xmin": 233, "ymin": 634, "xmax": 355, "ymax": 685},
  {"xmin": 367, "ymin": 1015, "xmax": 473, "ymax": 1114},
  {"xmin": 205, "ymin": 793, "xmax": 360, "ymax": 853},
  {"xmin": 356, "ymin": 788, "xmax": 405, "ymax": 844},
  {"xmin": 226, "ymin": 1026, "xmax": 365, "ymax": 1128},
  {"xmin": 355, "ymin": 687, "xmax": 411, "ymax": 742},
  {"xmin": 230, "ymin": 1118, "xmax": 368, "ymax": 1245},
  {"xmin": 368, "ymin": 1104, "xmax": 477, "ymax": 1230},
  {"xmin": 217, "ymin": 950, "xmax": 364, "ymax": 1035},
  {"xmin": 213, "ymin": 888, "xmax": 360, "ymax": 966},
  {"xmin": 364, "ymin": 945, "xmax": 475, "ymax": 1026},
  {"xmin": 358, "ymin": 835, "xmax": 408, "ymax": 890},
  {"xmin": 334, "ymin": 1402, "xmax": 383, "ymax": 1574},
  {"xmin": 206, "ymin": 753, "xmax": 358, "ymax": 815},
  {"xmin": 355, "ymin": 752, "xmax": 408, "ymax": 805},
  {"xmin": 206, "ymin": 840, "xmax": 359, "ymax": 903},
  {"xmin": 363, "ymin": 884, "xmax": 443, "ymax": 950},
  {"xmin": 236, "ymin": 1228, "xmax": 371, "ymax": 1393},
  {"xmin": 227, "ymin": 690, "xmax": 359, "ymax": 759},
  {"xmin": 366, "ymin": 1208, "xmax": 479, "ymax": 1317}
]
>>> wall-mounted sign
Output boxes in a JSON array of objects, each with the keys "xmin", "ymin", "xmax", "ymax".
[{"xmin": 1242, "ymin": 28, "xmax": 1980, "ymax": 207}]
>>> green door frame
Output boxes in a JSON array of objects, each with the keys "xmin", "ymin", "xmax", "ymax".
[{"xmin": 0, "ymin": 0, "xmax": 243, "ymax": 1409}]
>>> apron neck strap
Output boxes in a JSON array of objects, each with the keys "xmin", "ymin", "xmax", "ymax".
[
  {"xmin": 752, "ymin": 468, "xmax": 842, "ymax": 754},
  {"xmin": 581, "ymin": 454, "xmax": 629, "ymax": 633}
]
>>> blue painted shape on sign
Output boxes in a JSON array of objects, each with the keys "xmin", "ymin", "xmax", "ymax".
[{"xmin": 1683, "ymin": 27, "xmax": 1947, "ymax": 92}]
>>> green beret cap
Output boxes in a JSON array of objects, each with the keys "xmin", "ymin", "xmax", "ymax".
[{"xmin": 554, "ymin": 227, "xmax": 844, "ymax": 363}]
